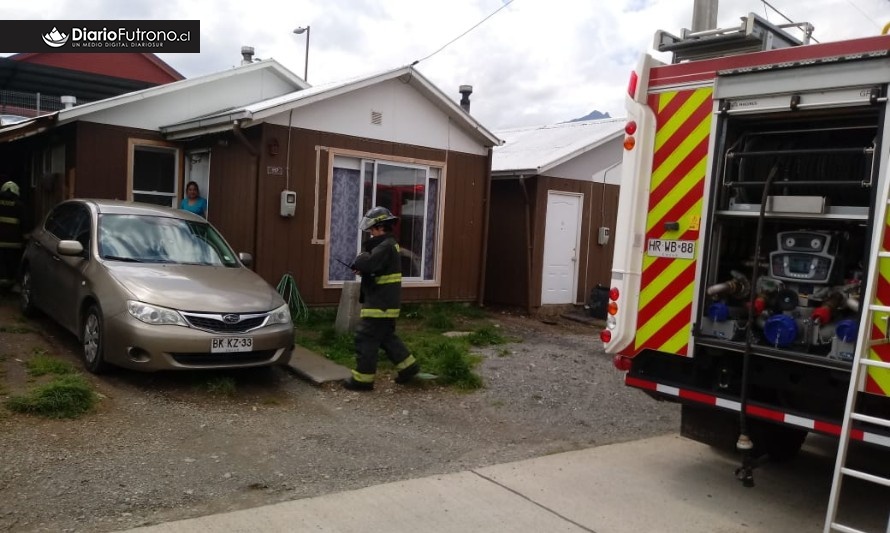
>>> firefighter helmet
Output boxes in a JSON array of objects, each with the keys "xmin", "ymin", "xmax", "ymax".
[
  {"xmin": 359, "ymin": 206, "xmax": 398, "ymax": 231},
  {"xmin": 0, "ymin": 180, "xmax": 19, "ymax": 197}
]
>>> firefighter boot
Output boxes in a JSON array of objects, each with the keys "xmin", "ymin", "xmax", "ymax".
[
  {"xmin": 394, "ymin": 362, "xmax": 420, "ymax": 384},
  {"xmin": 343, "ymin": 377, "xmax": 374, "ymax": 391}
]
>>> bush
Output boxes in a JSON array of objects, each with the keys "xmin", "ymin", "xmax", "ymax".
[
  {"xmin": 6, "ymin": 374, "xmax": 97, "ymax": 419},
  {"xmin": 423, "ymin": 340, "xmax": 483, "ymax": 390}
]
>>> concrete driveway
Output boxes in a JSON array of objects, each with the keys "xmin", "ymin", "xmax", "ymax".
[{"xmin": 121, "ymin": 433, "xmax": 890, "ymax": 533}]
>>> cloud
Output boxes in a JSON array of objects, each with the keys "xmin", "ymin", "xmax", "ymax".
[{"xmin": 3, "ymin": 0, "xmax": 890, "ymax": 130}]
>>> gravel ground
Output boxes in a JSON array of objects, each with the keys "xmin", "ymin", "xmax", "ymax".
[{"xmin": 0, "ymin": 299, "xmax": 680, "ymax": 533}]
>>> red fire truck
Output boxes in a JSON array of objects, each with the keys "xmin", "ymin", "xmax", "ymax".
[{"xmin": 603, "ymin": 11, "xmax": 890, "ymax": 476}]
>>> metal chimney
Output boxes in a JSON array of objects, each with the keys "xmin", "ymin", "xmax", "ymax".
[
  {"xmin": 241, "ymin": 46, "xmax": 255, "ymax": 65},
  {"xmin": 459, "ymin": 85, "xmax": 473, "ymax": 112},
  {"xmin": 60, "ymin": 95, "xmax": 76, "ymax": 109}
]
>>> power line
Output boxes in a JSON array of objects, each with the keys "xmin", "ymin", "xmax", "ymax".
[
  {"xmin": 758, "ymin": 0, "xmax": 820, "ymax": 43},
  {"xmin": 414, "ymin": 0, "xmax": 516, "ymax": 65}
]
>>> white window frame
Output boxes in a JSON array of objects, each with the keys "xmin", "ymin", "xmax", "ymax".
[
  {"xmin": 127, "ymin": 138, "xmax": 181, "ymax": 207},
  {"xmin": 324, "ymin": 149, "xmax": 445, "ymax": 288}
]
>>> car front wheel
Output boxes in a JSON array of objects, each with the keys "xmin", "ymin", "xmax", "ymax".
[
  {"xmin": 83, "ymin": 305, "xmax": 107, "ymax": 374},
  {"xmin": 19, "ymin": 267, "xmax": 37, "ymax": 317}
]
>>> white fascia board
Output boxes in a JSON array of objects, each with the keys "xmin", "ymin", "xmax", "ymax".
[
  {"xmin": 492, "ymin": 169, "xmax": 538, "ymax": 179},
  {"xmin": 164, "ymin": 121, "xmax": 246, "ymax": 140},
  {"xmin": 161, "ymin": 110, "xmax": 254, "ymax": 137},
  {"xmin": 57, "ymin": 59, "xmax": 304, "ymax": 125}
]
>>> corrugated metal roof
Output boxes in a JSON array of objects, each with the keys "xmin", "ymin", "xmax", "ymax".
[{"xmin": 491, "ymin": 117, "xmax": 625, "ymax": 174}]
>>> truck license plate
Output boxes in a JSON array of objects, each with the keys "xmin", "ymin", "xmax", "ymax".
[
  {"xmin": 647, "ymin": 238, "xmax": 695, "ymax": 259},
  {"xmin": 211, "ymin": 337, "xmax": 253, "ymax": 353}
]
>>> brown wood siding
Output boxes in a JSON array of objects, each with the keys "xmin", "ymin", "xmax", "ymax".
[
  {"xmin": 484, "ymin": 179, "xmax": 531, "ymax": 307},
  {"xmin": 249, "ymin": 125, "xmax": 490, "ymax": 307},
  {"xmin": 200, "ymin": 132, "xmax": 258, "ymax": 258},
  {"xmin": 75, "ymin": 122, "xmax": 165, "ymax": 200}
]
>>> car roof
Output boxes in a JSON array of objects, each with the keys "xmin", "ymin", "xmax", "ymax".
[{"xmin": 69, "ymin": 199, "xmax": 206, "ymax": 222}]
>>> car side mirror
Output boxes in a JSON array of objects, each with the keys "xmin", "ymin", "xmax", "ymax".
[
  {"xmin": 238, "ymin": 252, "xmax": 253, "ymax": 267},
  {"xmin": 58, "ymin": 240, "xmax": 84, "ymax": 257}
]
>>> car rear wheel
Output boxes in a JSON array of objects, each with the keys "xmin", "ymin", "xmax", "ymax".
[
  {"xmin": 83, "ymin": 305, "xmax": 107, "ymax": 374},
  {"xmin": 19, "ymin": 267, "xmax": 37, "ymax": 317}
]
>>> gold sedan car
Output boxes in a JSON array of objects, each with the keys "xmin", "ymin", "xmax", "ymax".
[{"xmin": 19, "ymin": 199, "xmax": 294, "ymax": 373}]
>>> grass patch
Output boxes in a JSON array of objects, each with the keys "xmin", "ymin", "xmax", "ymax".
[
  {"xmin": 467, "ymin": 325, "xmax": 506, "ymax": 346},
  {"xmin": 420, "ymin": 340, "xmax": 483, "ymax": 390},
  {"xmin": 25, "ymin": 351, "xmax": 76, "ymax": 377},
  {"xmin": 196, "ymin": 376, "xmax": 237, "ymax": 396},
  {"xmin": 296, "ymin": 303, "xmax": 494, "ymax": 390},
  {"xmin": 296, "ymin": 325, "xmax": 355, "ymax": 366},
  {"xmin": 5, "ymin": 374, "xmax": 97, "ymax": 419},
  {"xmin": 0, "ymin": 324, "xmax": 33, "ymax": 334}
]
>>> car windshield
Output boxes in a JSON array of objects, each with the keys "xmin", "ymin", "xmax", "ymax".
[{"xmin": 98, "ymin": 214, "xmax": 240, "ymax": 267}]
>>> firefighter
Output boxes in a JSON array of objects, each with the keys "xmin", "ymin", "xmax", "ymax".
[
  {"xmin": 0, "ymin": 180, "xmax": 25, "ymax": 288},
  {"xmin": 343, "ymin": 206, "xmax": 420, "ymax": 391}
]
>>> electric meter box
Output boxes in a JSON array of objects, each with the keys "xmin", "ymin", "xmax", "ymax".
[{"xmin": 280, "ymin": 190, "xmax": 296, "ymax": 217}]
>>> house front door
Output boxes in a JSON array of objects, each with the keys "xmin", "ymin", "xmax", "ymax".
[
  {"xmin": 185, "ymin": 149, "xmax": 211, "ymax": 216},
  {"xmin": 541, "ymin": 191, "xmax": 582, "ymax": 305}
]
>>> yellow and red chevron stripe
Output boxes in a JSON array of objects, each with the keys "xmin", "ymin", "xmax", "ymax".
[
  {"xmin": 865, "ymin": 208, "xmax": 890, "ymax": 396},
  {"xmin": 634, "ymin": 87, "xmax": 712, "ymax": 356}
]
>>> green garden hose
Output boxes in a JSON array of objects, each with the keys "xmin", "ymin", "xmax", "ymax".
[{"xmin": 276, "ymin": 273, "xmax": 308, "ymax": 323}]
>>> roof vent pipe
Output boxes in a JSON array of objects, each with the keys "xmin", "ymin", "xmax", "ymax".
[
  {"xmin": 459, "ymin": 85, "xmax": 473, "ymax": 112},
  {"xmin": 60, "ymin": 95, "xmax": 76, "ymax": 109},
  {"xmin": 241, "ymin": 46, "xmax": 255, "ymax": 65}
]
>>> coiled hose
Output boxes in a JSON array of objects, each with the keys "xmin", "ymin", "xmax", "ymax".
[{"xmin": 276, "ymin": 273, "xmax": 308, "ymax": 323}]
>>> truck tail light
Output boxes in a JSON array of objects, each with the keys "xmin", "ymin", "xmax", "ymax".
[
  {"xmin": 613, "ymin": 355, "xmax": 632, "ymax": 371},
  {"xmin": 600, "ymin": 328, "xmax": 612, "ymax": 343},
  {"xmin": 624, "ymin": 121, "xmax": 637, "ymax": 151},
  {"xmin": 627, "ymin": 71, "xmax": 638, "ymax": 99},
  {"xmin": 600, "ymin": 286, "xmax": 621, "ymax": 343}
]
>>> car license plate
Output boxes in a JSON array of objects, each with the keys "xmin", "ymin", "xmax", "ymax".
[
  {"xmin": 647, "ymin": 238, "xmax": 695, "ymax": 259},
  {"xmin": 211, "ymin": 337, "xmax": 253, "ymax": 353}
]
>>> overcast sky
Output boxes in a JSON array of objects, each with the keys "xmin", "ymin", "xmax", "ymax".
[{"xmin": 3, "ymin": 0, "xmax": 890, "ymax": 130}]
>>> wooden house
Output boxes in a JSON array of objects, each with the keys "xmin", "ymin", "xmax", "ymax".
[
  {"xmin": 485, "ymin": 118, "xmax": 624, "ymax": 313},
  {"xmin": 0, "ymin": 58, "xmax": 501, "ymax": 307}
]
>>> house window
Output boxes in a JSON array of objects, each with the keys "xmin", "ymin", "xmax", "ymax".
[
  {"xmin": 329, "ymin": 155, "xmax": 441, "ymax": 284},
  {"xmin": 130, "ymin": 143, "xmax": 179, "ymax": 207}
]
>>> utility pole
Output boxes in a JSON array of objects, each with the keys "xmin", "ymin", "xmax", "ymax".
[{"xmin": 691, "ymin": 0, "xmax": 718, "ymax": 32}]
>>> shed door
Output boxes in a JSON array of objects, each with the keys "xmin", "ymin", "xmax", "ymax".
[{"xmin": 541, "ymin": 191, "xmax": 582, "ymax": 304}]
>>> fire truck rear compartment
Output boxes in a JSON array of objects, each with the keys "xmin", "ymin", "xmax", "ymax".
[{"xmin": 697, "ymin": 106, "xmax": 880, "ymax": 367}]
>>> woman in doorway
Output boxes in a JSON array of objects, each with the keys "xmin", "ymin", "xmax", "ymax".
[{"xmin": 180, "ymin": 181, "xmax": 207, "ymax": 218}]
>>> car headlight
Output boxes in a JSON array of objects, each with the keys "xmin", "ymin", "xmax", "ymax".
[
  {"xmin": 127, "ymin": 301, "xmax": 188, "ymax": 326},
  {"xmin": 267, "ymin": 303, "xmax": 292, "ymax": 326}
]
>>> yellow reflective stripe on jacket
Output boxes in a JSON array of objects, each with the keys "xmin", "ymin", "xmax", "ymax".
[
  {"xmin": 360, "ymin": 308, "xmax": 400, "ymax": 318},
  {"xmin": 351, "ymin": 370, "xmax": 375, "ymax": 383},
  {"xmin": 0, "ymin": 216, "xmax": 19, "ymax": 225},
  {"xmin": 0, "ymin": 242, "xmax": 23, "ymax": 249},
  {"xmin": 376, "ymin": 273, "xmax": 401, "ymax": 285}
]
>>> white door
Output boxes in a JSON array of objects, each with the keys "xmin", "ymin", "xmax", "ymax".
[{"xmin": 541, "ymin": 191, "xmax": 582, "ymax": 305}]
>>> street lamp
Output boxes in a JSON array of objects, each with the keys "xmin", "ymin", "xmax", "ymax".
[{"xmin": 293, "ymin": 25, "xmax": 310, "ymax": 82}]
